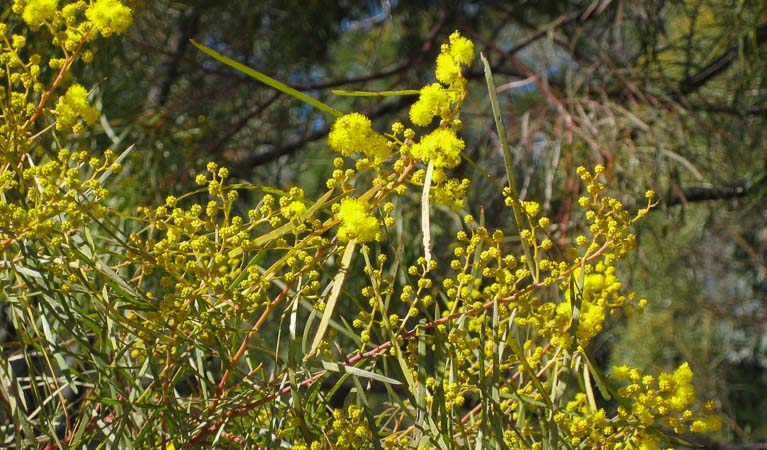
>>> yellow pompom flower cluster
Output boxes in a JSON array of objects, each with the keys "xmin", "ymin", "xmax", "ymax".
[
  {"xmin": 85, "ymin": 0, "xmax": 133, "ymax": 37},
  {"xmin": 550, "ymin": 362, "xmax": 720, "ymax": 450},
  {"xmin": 281, "ymin": 199, "xmax": 307, "ymax": 221},
  {"xmin": 556, "ymin": 264, "xmax": 622, "ymax": 344},
  {"xmin": 436, "ymin": 31, "xmax": 474, "ymax": 84},
  {"xmin": 0, "ymin": 148, "xmax": 118, "ymax": 243},
  {"xmin": 408, "ymin": 83, "xmax": 454, "ymax": 127},
  {"xmin": 328, "ymin": 112, "xmax": 391, "ymax": 163},
  {"xmin": 611, "ymin": 363, "xmax": 721, "ymax": 435},
  {"xmin": 133, "ymin": 164, "xmax": 332, "ymax": 348},
  {"xmin": 0, "ymin": 36, "xmax": 38, "ymax": 161},
  {"xmin": 431, "ymin": 172, "xmax": 471, "ymax": 209},
  {"xmin": 3, "ymin": 0, "xmax": 134, "ymax": 163},
  {"xmin": 409, "ymin": 127, "xmax": 464, "ymax": 168},
  {"xmin": 13, "ymin": 0, "xmax": 132, "ymax": 39},
  {"xmin": 327, "ymin": 405, "xmax": 372, "ymax": 450},
  {"xmin": 525, "ymin": 165, "xmax": 659, "ymax": 348},
  {"xmin": 409, "ymin": 30, "xmax": 473, "ymax": 127},
  {"xmin": 54, "ymin": 83, "xmax": 100, "ymax": 132},
  {"xmin": 555, "ymin": 395, "xmax": 616, "ymax": 448},
  {"xmin": 19, "ymin": 0, "xmax": 59, "ymax": 29},
  {"xmin": 405, "ymin": 31, "xmax": 472, "ymax": 170},
  {"xmin": 335, "ymin": 197, "xmax": 380, "ymax": 243}
]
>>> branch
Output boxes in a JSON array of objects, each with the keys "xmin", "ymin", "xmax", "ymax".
[
  {"xmin": 230, "ymin": 95, "xmax": 414, "ymax": 177},
  {"xmin": 145, "ymin": 6, "xmax": 202, "ymax": 108},
  {"xmin": 685, "ymin": 103, "xmax": 767, "ymax": 117},
  {"xmin": 664, "ymin": 183, "xmax": 748, "ymax": 207},
  {"xmin": 676, "ymin": 22, "xmax": 767, "ymax": 97},
  {"xmin": 504, "ymin": 6, "xmax": 590, "ymax": 57},
  {"xmin": 25, "ymin": 28, "xmax": 92, "ymax": 129},
  {"xmin": 204, "ymin": 91, "xmax": 280, "ymax": 155}
]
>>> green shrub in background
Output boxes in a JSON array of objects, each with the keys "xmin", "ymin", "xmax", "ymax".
[{"xmin": 1, "ymin": 2, "xmax": 720, "ymax": 448}]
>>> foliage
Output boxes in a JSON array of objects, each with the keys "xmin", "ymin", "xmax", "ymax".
[
  {"xmin": 118, "ymin": 1, "xmax": 767, "ymax": 444},
  {"xmin": 0, "ymin": 3, "xmax": 729, "ymax": 448}
]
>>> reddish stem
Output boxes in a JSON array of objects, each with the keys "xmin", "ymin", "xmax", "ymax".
[{"xmin": 25, "ymin": 28, "xmax": 92, "ymax": 129}]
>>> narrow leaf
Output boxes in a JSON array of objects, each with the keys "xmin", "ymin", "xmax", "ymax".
[
  {"xmin": 307, "ymin": 240, "xmax": 357, "ymax": 357},
  {"xmin": 583, "ymin": 352, "xmax": 615, "ymax": 401},
  {"xmin": 583, "ymin": 361, "xmax": 598, "ymax": 411},
  {"xmin": 481, "ymin": 53, "xmax": 536, "ymax": 277},
  {"xmin": 480, "ymin": 53, "xmax": 517, "ymax": 202},
  {"xmin": 421, "ymin": 161, "xmax": 434, "ymax": 265},
  {"xmin": 320, "ymin": 361, "xmax": 402, "ymax": 386},
  {"xmin": 191, "ymin": 40, "xmax": 343, "ymax": 118},
  {"xmin": 331, "ymin": 89, "xmax": 420, "ymax": 97}
]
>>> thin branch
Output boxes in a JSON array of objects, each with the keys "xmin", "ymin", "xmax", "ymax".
[
  {"xmin": 230, "ymin": 95, "xmax": 414, "ymax": 176},
  {"xmin": 204, "ymin": 91, "xmax": 281, "ymax": 155},
  {"xmin": 25, "ymin": 28, "xmax": 93, "ymax": 129},
  {"xmin": 664, "ymin": 183, "xmax": 748, "ymax": 207},
  {"xmin": 676, "ymin": 22, "xmax": 767, "ymax": 96},
  {"xmin": 686, "ymin": 103, "xmax": 767, "ymax": 116},
  {"xmin": 145, "ymin": 6, "xmax": 202, "ymax": 108}
]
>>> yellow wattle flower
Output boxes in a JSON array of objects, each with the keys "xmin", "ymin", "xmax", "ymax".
[
  {"xmin": 19, "ymin": 0, "xmax": 58, "ymax": 29},
  {"xmin": 409, "ymin": 83, "xmax": 450, "ymax": 127},
  {"xmin": 328, "ymin": 113, "xmax": 390, "ymax": 162},
  {"xmin": 410, "ymin": 128, "xmax": 464, "ymax": 168},
  {"xmin": 86, "ymin": 0, "xmax": 133, "ymax": 37},
  {"xmin": 448, "ymin": 32, "xmax": 475, "ymax": 66},
  {"xmin": 336, "ymin": 198, "xmax": 379, "ymax": 243},
  {"xmin": 55, "ymin": 84, "xmax": 100, "ymax": 132}
]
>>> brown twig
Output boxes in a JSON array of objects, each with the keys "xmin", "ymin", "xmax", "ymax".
[{"xmin": 25, "ymin": 28, "xmax": 93, "ymax": 129}]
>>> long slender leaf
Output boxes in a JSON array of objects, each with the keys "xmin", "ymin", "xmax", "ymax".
[
  {"xmin": 191, "ymin": 40, "xmax": 343, "ymax": 118},
  {"xmin": 331, "ymin": 89, "xmax": 420, "ymax": 97},
  {"xmin": 306, "ymin": 240, "xmax": 357, "ymax": 357},
  {"xmin": 480, "ymin": 53, "xmax": 535, "ymax": 278},
  {"xmin": 320, "ymin": 361, "xmax": 402, "ymax": 386}
]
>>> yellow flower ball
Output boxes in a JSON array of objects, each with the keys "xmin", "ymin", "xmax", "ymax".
[
  {"xmin": 85, "ymin": 0, "xmax": 133, "ymax": 37},
  {"xmin": 336, "ymin": 198, "xmax": 380, "ymax": 243},
  {"xmin": 328, "ymin": 113, "xmax": 390, "ymax": 161}
]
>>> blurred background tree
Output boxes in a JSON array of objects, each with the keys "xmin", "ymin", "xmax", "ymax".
[{"xmin": 44, "ymin": 0, "xmax": 767, "ymax": 445}]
